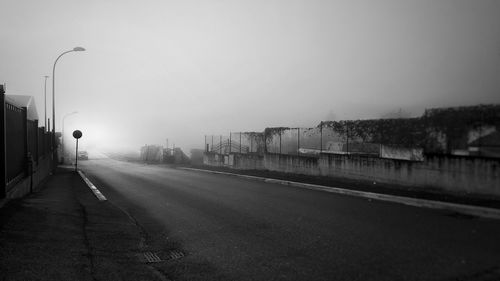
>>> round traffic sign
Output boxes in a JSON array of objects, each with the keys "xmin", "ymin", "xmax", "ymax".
[{"xmin": 73, "ymin": 130, "xmax": 82, "ymax": 139}]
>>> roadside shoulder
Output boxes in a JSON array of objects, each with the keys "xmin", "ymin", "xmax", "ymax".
[
  {"xmin": 179, "ymin": 166, "xmax": 500, "ymax": 220},
  {"xmin": 72, "ymin": 169, "xmax": 166, "ymax": 281}
]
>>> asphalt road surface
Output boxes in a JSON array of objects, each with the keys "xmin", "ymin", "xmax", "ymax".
[{"xmin": 79, "ymin": 156, "xmax": 500, "ymax": 281}]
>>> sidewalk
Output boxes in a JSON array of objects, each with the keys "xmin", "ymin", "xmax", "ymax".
[{"xmin": 0, "ymin": 168, "xmax": 165, "ymax": 281}]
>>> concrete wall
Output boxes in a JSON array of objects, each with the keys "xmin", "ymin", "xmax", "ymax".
[
  {"xmin": 204, "ymin": 152, "xmax": 265, "ymax": 170},
  {"xmin": 233, "ymin": 153, "xmax": 265, "ymax": 170},
  {"xmin": 265, "ymin": 153, "xmax": 320, "ymax": 176},
  {"xmin": 380, "ymin": 145, "xmax": 424, "ymax": 161},
  {"xmin": 6, "ymin": 156, "xmax": 53, "ymax": 199},
  {"xmin": 204, "ymin": 152, "xmax": 500, "ymax": 197},
  {"xmin": 317, "ymin": 153, "xmax": 499, "ymax": 196},
  {"xmin": 203, "ymin": 152, "xmax": 220, "ymax": 166}
]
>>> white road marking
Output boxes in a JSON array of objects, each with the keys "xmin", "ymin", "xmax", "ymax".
[
  {"xmin": 179, "ymin": 167, "xmax": 500, "ymax": 220},
  {"xmin": 77, "ymin": 170, "xmax": 107, "ymax": 201}
]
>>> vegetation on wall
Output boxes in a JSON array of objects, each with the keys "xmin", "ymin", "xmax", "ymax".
[
  {"xmin": 320, "ymin": 118, "xmax": 426, "ymax": 147},
  {"xmin": 424, "ymin": 104, "xmax": 500, "ymax": 153},
  {"xmin": 219, "ymin": 104, "xmax": 499, "ymax": 156}
]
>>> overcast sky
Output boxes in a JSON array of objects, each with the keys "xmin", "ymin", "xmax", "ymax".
[{"xmin": 1, "ymin": 0, "xmax": 499, "ymax": 152}]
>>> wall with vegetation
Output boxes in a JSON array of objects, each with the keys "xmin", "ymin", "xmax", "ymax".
[{"xmin": 262, "ymin": 104, "xmax": 500, "ymax": 158}]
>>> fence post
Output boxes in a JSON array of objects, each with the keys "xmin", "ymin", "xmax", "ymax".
[
  {"xmin": 34, "ymin": 120, "xmax": 39, "ymax": 163},
  {"xmin": 45, "ymin": 129, "xmax": 49, "ymax": 156},
  {"xmin": 264, "ymin": 131, "xmax": 267, "ymax": 154},
  {"xmin": 279, "ymin": 129, "xmax": 282, "ymax": 154},
  {"xmin": 239, "ymin": 132, "xmax": 241, "ymax": 153},
  {"xmin": 320, "ymin": 122, "xmax": 323, "ymax": 153},
  {"xmin": 47, "ymin": 120, "xmax": 51, "ymax": 157},
  {"xmin": 22, "ymin": 107, "xmax": 28, "ymax": 175},
  {"xmin": 0, "ymin": 90, "xmax": 6, "ymax": 198},
  {"xmin": 346, "ymin": 122, "xmax": 349, "ymax": 155},
  {"xmin": 297, "ymin": 128, "xmax": 300, "ymax": 155},
  {"xmin": 229, "ymin": 132, "xmax": 231, "ymax": 154}
]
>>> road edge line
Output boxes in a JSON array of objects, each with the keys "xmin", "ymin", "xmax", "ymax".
[
  {"xmin": 77, "ymin": 170, "xmax": 107, "ymax": 201},
  {"xmin": 179, "ymin": 167, "xmax": 500, "ymax": 220}
]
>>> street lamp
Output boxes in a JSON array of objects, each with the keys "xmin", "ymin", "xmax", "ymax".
[
  {"xmin": 62, "ymin": 111, "xmax": 78, "ymax": 164},
  {"xmin": 52, "ymin": 46, "xmax": 85, "ymax": 170},
  {"xmin": 43, "ymin": 75, "xmax": 49, "ymax": 131}
]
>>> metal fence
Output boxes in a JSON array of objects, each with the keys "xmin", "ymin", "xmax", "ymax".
[
  {"xmin": 5, "ymin": 102, "xmax": 26, "ymax": 185},
  {"xmin": 1, "ymin": 89, "xmax": 55, "ymax": 197},
  {"xmin": 27, "ymin": 119, "xmax": 38, "ymax": 162},
  {"xmin": 37, "ymin": 127, "xmax": 52, "ymax": 160},
  {"xmin": 205, "ymin": 132, "xmax": 266, "ymax": 155},
  {"xmin": 205, "ymin": 124, "xmax": 386, "ymax": 157},
  {"xmin": 204, "ymin": 120, "xmax": 428, "ymax": 160},
  {"xmin": 205, "ymin": 105, "xmax": 500, "ymax": 160}
]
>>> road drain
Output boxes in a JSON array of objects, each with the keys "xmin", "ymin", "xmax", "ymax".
[
  {"xmin": 165, "ymin": 250, "xmax": 184, "ymax": 261},
  {"xmin": 139, "ymin": 252, "xmax": 162, "ymax": 263},
  {"xmin": 138, "ymin": 250, "xmax": 184, "ymax": 263}
]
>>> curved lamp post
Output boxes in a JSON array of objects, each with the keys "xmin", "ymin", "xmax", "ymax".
[
  {"xmin": 61, "ymin": 111, "xmax": 78, "ymax": 164},
  {"xmin": 52, "ymin": 47, "xmax": 85, "ymax": 168},
  {"xmin": 43, "ymin": 75, "xmax": 49, "ymax": 131}
]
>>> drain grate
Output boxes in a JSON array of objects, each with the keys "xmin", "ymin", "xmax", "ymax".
[
  {"xmin": 139, "ymin": 252, "xmax": 162, "ymax": 263},
  {"xmin": 165, "ymin": 250, "xmax": 184, "ymax": 261},
  {"xmin": 138, "ymin": 250, "xmax": 185, "ymax": 263}
]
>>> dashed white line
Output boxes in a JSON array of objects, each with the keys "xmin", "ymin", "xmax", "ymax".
[{"xmin": 77, "ymin": 170, "xmax": 107, "ymax": 201}]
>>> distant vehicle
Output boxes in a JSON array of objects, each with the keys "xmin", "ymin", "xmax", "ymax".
[{"xmin": 78, "ymin": 151, "xmax": 88, "ymax": 160}]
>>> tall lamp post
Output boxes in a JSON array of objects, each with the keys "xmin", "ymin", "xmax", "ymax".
[
  {"xmin": 62, "ymin": 111, "xmax": 78, "ymax": 164},
  {"xmin": 43, "ymin": 75, "xmax": 49, "ymax": 131},
  {"xmin": 52, "ymin": 47, "xmax": 85, "ymax": 169}
]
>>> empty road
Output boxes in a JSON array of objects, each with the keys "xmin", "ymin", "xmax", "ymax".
[{"xmin": 79, "ymin": 156, "xmax": 500, "ymax": 281}]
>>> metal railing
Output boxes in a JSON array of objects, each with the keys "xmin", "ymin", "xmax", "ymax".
[{"xmin": 1, "ymin": 91, "xmax": 56, "ymax": 197}]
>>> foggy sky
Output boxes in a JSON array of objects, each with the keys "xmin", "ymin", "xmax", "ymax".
[{"xmin": 1, "ymin": 0, "xmax": 499, "ymax": 152}]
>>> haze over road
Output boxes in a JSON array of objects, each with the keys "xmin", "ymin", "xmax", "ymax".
[{"xmin": 80, "ymin": 156, "xmax": 500, "ymax": 281}]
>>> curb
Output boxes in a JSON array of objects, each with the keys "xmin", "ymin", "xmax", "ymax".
[
  {"xmin": 78, "ymin": 170, "xmax": 107, "ymax": 201},
  {"xmin": 179, "ymin": 167, "xmax": 500, "ymax": 220}
]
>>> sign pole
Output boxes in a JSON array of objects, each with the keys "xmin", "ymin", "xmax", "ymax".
[
  {"xmin": 75, "ymin": 138, "xmax": 78, "ymax": 172},
  {"xmin": 72, "ymin": 130, "xmax": 82, "ymax": 172}
]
